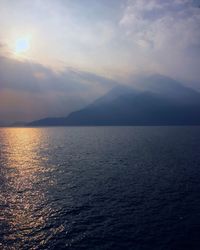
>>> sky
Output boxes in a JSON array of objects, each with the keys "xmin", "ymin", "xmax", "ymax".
[{"xmin": 0, "ymin": 0, "xmax": 200, "ymax": 122}]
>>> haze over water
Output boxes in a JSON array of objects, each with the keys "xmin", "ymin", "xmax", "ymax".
[{"xmin": 1, "ymin": 126, "xmax": 200, "ymax": 250}]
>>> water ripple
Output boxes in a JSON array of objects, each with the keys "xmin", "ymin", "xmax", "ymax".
[{"xmin": 1, "ymin": 127, "xmax": 200, "ymax": 249}]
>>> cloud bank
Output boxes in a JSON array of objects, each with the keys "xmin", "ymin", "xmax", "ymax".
[
  {"xmin": 119, "ymin": 0, "xmax": 200, "ymax": 81},
  {"xmin": 0, "ymin": 55, "xmax": 116, "ymax": 122}
]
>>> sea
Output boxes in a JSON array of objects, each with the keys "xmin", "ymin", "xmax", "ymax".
[{"xmin": 0, "ymin": 126, "xmax": 200, "ymax": 250}]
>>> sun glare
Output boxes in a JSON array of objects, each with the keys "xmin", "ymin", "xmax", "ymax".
[{"xmin": 15, "ymin": 36, "xmax": 31, "ymax": 54}]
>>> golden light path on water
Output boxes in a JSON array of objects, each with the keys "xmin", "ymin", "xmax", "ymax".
[{"xmin": 0, "ymin": 128, "xmax": 64, "ymax": 249}]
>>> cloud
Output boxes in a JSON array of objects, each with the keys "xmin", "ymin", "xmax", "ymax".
[
  {"xmin": 1, "ymin": 0, "xmax": 199, "ymax": 83},
  {"xmin": 119, "ymin": 0, "xmax": 200, "ymax": 81},
  {"xmin": 0, "ymin": 55, "xmax": 117, "ymax": 122}
]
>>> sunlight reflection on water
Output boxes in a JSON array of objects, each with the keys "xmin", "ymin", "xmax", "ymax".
[{"xmin": 0, "ymin": 128, "xmax": 59, "ymax": 249}]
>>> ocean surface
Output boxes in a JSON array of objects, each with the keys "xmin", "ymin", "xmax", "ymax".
[{"xmin": 0, "ymin": 126, "xmax": 200, "ymax": 250}]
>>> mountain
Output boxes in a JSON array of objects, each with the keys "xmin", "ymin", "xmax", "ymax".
[
  {"xmin": 135, "ymin": 74, "xmax": 200, "ymax": 104},
  {"xmin": 10, "ymin": 121, "xmax": 27, "ymax": 127},
  {"xmin": 0, "ymin": 120, "xmax": 27, "ymax": 127},
  {"xmin": 28, "ymin": 75, "xmax": 200, "ymax": 126},
  {"xmin": 0, "ymin": 121, "xmax": 9, "ymax": 127}
]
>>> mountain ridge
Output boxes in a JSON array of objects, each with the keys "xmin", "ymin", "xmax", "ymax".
[{"xmin": 28, "ymin": 75, "xmax": 200, "ymax": 126}]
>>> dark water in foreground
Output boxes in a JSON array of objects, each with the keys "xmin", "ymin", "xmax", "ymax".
[{"xmin": 0, "ymin": 127, "xmax": 200, "ymax": 250}]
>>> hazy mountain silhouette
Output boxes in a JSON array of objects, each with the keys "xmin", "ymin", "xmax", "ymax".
[
  {"xmin": 28, "ymin": 75, "xmax": 200, "ymax": 126},
  {"xmin": 135, "ymin": 74, "xmax": 200, "ymax": 104},
  {"xmin": 0, "ymin": 120, "xmax": 27, "ymax": 127}
]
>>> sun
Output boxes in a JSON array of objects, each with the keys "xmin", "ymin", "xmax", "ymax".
[{"xmin": 15, "ymin": 36, "xmax": 31, "ymax": 54}]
